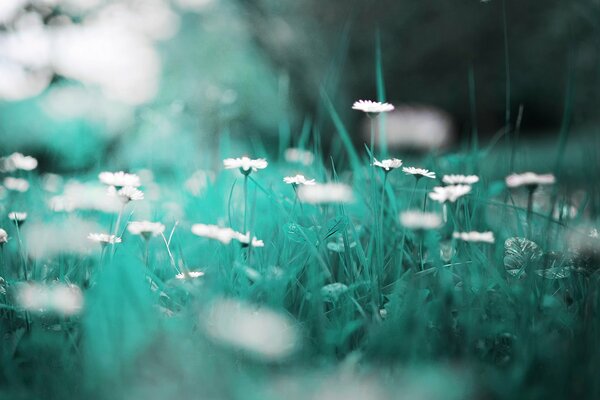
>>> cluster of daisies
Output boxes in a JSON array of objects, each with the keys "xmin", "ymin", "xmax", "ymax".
[
  {"xmin": 0, "ymin": 102, "xmax": 561, "ymax": 317},
  {"xmin": 354, "ymin": 99, "xmax": 558, "ymax": 244}
]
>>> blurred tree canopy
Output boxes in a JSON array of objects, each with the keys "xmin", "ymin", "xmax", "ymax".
[{"xmin": 239, "ymin": 0, "xmax": 600, "ymax": 136}]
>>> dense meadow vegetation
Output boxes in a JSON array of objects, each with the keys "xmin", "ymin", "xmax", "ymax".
[{"xmin": 0, "ymin": 97, "xmax": 599, "ymax": 400}]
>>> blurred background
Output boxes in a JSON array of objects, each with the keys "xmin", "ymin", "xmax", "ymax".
[{"xmin": 0, "ymin": 0, "xmax": 598, "ymax": 172}]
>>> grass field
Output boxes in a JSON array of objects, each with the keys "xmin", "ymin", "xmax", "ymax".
[{"xmin": 0, "ymin": 103, "xmax": 599, "ymax": 400}]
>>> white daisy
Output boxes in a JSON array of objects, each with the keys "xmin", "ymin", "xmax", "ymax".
[
  {"xmin": 191, "ymin": 224, "xmax": 237, "ymax": 244},
  {"xmin": 297, "ymin": 183, "xmax": 354, "ymax": 204},
  {"xmin": 505, "ymin": 172, "xmax": 555, "ymax": 188},
  {"xmin": 442, "ymin": 174, "xmax": 479, "ymax": 185},
  {"xmin": 400, "ymin": 210, "xmax": 442, "ymax": 230},
  {"xmin": 98, "ymin": 171, "xmax": 141, "ymax": 188},
  {"xmin": 234, "ymin": 232, "xmax": 265, "ymax": 248},
  {"xmin": 4, "ymin": 177, "xmax": 29, "ymax": 192},
  {"xmin": 453, "ymin": 231, "xmax": 495, "ymax": 244},
  {"xmin": 0, "ymin": 228, "xmax": 7, "ymax": 244},
  {"xmin": 428, "ymin": 185, "xmax": 472, "ymax": 203},
  {"xmin": 87, "ymin": 233, "xmax": 122, "ymax": 245},
  {"xmin": 372, "ymin": 158, "xmax": 403, "ymax": 171},
  {"xmin": 283, "ymin": 175, "xmax": 316, "ymax": 185},
  {"xmin": 223, "ymin": 157, "xmax": 268, "ymax": 175},
  {"xmin": 352, "ymin": 100, "xmax": 395, "ymax": 114},
  {"xmin": 402, "ymin": 166, "xmax": 436, "ymax": 180},
  {"xmin": 8, "ymin": 212, "xmax": 27, "ymax": 223},
  {"xmin": 108, "ymin": 185, "xmax": 144, "ymax": 203},
  {"xmin": 284, "ymin": 148, "xmax": 314, "ymax": 166},
  {"xmin": 127, "ymin": 221, "xmax": 165, "ymax": 239},
  {"xmin": 2, "ymin": 153, "xmax": 38, "ymax": 172},
  {"xmin": 175, "ymin": 271, "xmax": 205, "ymax": 280}
]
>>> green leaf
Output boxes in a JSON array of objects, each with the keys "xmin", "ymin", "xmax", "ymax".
[{"xmin": 503, "ymin": 237, "xmax": 543, "ymax": 277}]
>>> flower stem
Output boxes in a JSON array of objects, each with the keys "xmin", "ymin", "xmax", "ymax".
[
  {"xmin": 14, "ymin": 222, "xmax": 27, "ymax": 280},
  {"xmin": 243, "ymin": 174, "xmax": 248, "ymax": 233},
  {"xmin": 526, "ymin": 185, "xmax": 536, "ymax": 237}
]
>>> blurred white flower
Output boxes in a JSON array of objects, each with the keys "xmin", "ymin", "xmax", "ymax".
[
  {"xmin": 191, "ymin": 224, "xmax": 237, "ymax": 244},
  {"xmin": 175, "ymin": 270, "xmax": 205, "ymax": 280},
  {"xmin": 284, "ymin": 148, "xmax": 314, "ymax": 166},
  {"xmin": 1, "ymin": 152, "xmax": 38, "ymax": 172},
  {"xmin": 372, "ymin": 105, "xmax": 452, "ymax": 151},
  {"xmin": 8, "ymin": 211, "xmax": 27, "ymax": 223},
  {"xmin": 402, "ymin": 166, "xmax": 436, "ymax": 180},
  {"xmin": 184, "ymin": 169, "xmax": 215, "ymax": 196},
  {"xmin": 127, "ymin": 220, "xmax": 165, "ymax": 239},
  {"xmin": 25, "ymin": 218, "xmax": 103, "ymax": 259},
  {"xmin": 505, "ymin": 172, "xmax": 555, "ymax": 188},
  {"xmin": 223, "ymin": 156, "xmax": 268, "ymax": 175},
  {"xmin": 0, "ymin": 60, "xmax": 52, "ymax": 101},
  {"xmin": 202, "ymin": 298, "xmax": 300, "ymax": 361},
  {"xmin": 98, "ymin": 171, "xmax": 141, "ymax": 188},
  {"xmin": 283, "ymin": 175, "xmax": 316, "ymax": 185},
  {"xmin": 3, "ymin": 177, "xmax": 29, "ymax": 192},
  {"xmin": 16, "ymin": 282, "xmax": 84, "ymax": 316},
  {"xmin": 372, "ymin": 158, "xmax": 403, "ymax": 171},
  {"xmin": 400, "ymin": 210, "xmax": 442, "ymax": 230},
  {"xmin": 352, "ymin": 100, "xmax": 394, "ymax": 114},
  {"xmin": 428, "ymin": 185, "xmax": 472, "ymax": 203},
  {"xmin": 49, "ymin": 181, "xmax": 121, "ymax": 213},
  {"xmin": 442, "ymin": 174, "xmax": 479, "ymax": 185},
  {"xmin": 297, "ymin": 183, "xmax": 354, "ymax": 204},
  {"xmin": 41, "ymin": 173, "xmax": 63, "ymax": 193},
  {"xmin": 0, "ymin": 228, "xmax": 7, "ymax": 244},
  {"xmin": 52, "ymin": 20, "xmax": 161, "ymax": 104},
  {"xmin": 87, "ymin": 233, "xmax": 122, "ymax": 245},
  {"xmin": 453, "ymin": 231, "xmax": 495, "ymax": 243},
  {"xmin": 234, "ymin": 232, "xmax": 265, "ymax": 248}
]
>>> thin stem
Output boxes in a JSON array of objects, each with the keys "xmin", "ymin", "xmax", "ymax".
[
  {"xmin": 14, "ymin": 222, "xmax": 27, "ymax": 281},
  {"xmin": 243, "ymin": 174, "xmax": 248, "ymax": 233},
  {"xmin": 527, "ymin": 186, "xmax": 536, "ymax": 237},
  {"xmin": 144, "ymin": 239, "xmax": 150, "ymax": 268},
  {"xmin": 113, "ymin": 204, "xmax": 125, "ymax": 238}
]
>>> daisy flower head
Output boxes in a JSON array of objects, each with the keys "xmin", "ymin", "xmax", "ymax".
[
  {"xmin": 0, "ymin": 228, "xmax": 7, "ymax": 245},
  {"xmin": 505, "ymin": 172, "xmax": 556, "ymax": 189},
  {"xmin": 297, "ymin": 183, "xmax": 354, "ymax": 204},
  {"xmin": 400, "ymin": 210, "xmax": 442, "ymax": 230},
  {"xmin": 191, "ymin": 224, "xmax": 237, "ymax": 244},
  {"xmin": 4, "ymin": 177, "xmax": 29, "ymax": 192},
  {"xmin": 428, "ymin": 185, "xmax": 472, "ymax": 203},
  {"xmin": 8, "ymin": 212, "xmax": 27, "ymax": 224},
  {"xmin": 127, "ymin": 220, "xmax": 165, "ymax": 240},
  {"xmin": 108, "ymin": 185, "xmax": 144, "ymax": 203},
  {"xmin": 453, "ymin": 231, "xmax": 495, "ymax": 244},
  {"xmin": 402, "ymin": 166, "xmax": 436, "ymax": 180},
  {"xmin": 283, "ymin": 175, "xmax": 316, "ymax": 186},
  {"xmin": 223, "ymin": 156, "xmax": 268, "ymax": 176},
  {"xmin": 98, "ymin": 171, "xmax": 141, "ymax": 188},
  {"xmin": 352, "ymin": 100, "xmax": 395, "ymax": 115},
  {"xmin": 87, "ymin": 233, "xmax": 122, "ymax": 246},
  {"xmin": 373, "ymin": 158, "xmax": 403, "ymax": 171},
  {"xmin": 176, "ymin": 270, "xmax": 205, "ymax": 280},
  {"xmin": 442, "ymin": 174, "xmax": 479, "ymax": 185}
]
